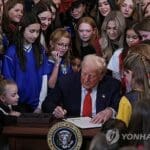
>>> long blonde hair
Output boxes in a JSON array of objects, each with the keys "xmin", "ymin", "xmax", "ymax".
[
  {"xmin": 117, "ymin": 0, "xmax": 138, "ymax": 21},
  {"xmin": 101, "ymin": 11, "xmax": 126, "ymax": 61}
]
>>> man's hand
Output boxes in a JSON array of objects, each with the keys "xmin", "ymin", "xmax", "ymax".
[
  {"xmin": 52, "ymin": 106, "xmax": 67, "ymax": 118},
  {"xmin": 91, "ymin": 108, "xmax": 113, "ymax": 124},
  {"xmin": 10, "ymin": 111, "xmax": 21, "ymax": 117}
]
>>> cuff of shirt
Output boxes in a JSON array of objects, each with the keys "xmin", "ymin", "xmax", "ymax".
[{"xmin": 107, "ymin": 107, "xmax": 116, "ymax": 118}]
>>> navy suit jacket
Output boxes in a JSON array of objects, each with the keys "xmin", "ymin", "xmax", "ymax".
[{"xmin": 42, "ymin": 72, "xmax": 121, "ymax": 117}]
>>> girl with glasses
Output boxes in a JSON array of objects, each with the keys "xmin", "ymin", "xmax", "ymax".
[{"xmin": 48, "ymin": 28, "xmax": 73, "ymax": 88}]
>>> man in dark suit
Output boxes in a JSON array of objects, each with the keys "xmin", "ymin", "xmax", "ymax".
[{"xmin": 42, "ymin": 54, "xmax": 121, "ymax": 123}]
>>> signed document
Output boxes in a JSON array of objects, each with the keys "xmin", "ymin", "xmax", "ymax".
[{"xmin": 64, "ymin": 117, "xmax": 102, "ymax": 129}]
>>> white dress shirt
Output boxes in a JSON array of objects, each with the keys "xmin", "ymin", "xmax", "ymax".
[
  {"xmin": 80, "ymin": 86, "xmax": 116, "ymax": 118},
  {"xmin": 80, "ymin": 86, "xmax": 97, "ymax": 117}
]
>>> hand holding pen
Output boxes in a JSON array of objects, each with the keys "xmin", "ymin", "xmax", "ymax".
[{"xmin": 52, "ymin": 106, "xmax": 67, "ymax": 118}]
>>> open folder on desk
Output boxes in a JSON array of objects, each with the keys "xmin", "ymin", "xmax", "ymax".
[{"xmin": 64, "ymin": 117, "xmax": 102, "ymax": 129}]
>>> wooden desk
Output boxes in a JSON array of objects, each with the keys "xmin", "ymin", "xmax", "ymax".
[{"xmin": 2, "ymin": 121, "xmax": 100, "ymax": 150}]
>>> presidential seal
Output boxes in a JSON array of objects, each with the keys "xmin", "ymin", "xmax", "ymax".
[{"xmin": 47, "ymin": 121, "xmax": 82, "ymax": 150}]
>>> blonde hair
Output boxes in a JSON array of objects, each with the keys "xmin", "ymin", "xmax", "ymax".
[
  {"xmin": 117, "ymin": 0, "xmax": 136, "ymax": 9},
  {"xmin": 49, "ymin": 28, "xmax": 72, "ymax": 65},
  {"xmin": 49, "ymin": 28, "xmax": 71, "ymax": 45},
  {"xmin": 117, "ymin": 0, "xmax": 138, "ymax": 20},
  {"xmin": 101, "ymin": 11, "xmax": 126, "ymax": 61},
  {"xmin": 0, "ymin": 76, "xmax": 17, "ymax": 96}
]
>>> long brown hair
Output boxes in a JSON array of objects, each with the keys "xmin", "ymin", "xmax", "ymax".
[
  {"xmin": 2, "ymin": 0, "xmax": 24, "ymax": 30},
  {"xmin": 128, "ymin": 100, "xmax": 150, "ymax": 147},
  {"xmin": 124, "ymin": 44, "xmax": 150, "ymax": 100}
]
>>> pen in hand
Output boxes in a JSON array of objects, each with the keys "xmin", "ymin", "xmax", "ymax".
[{"xmin": 52, "ymin": 106, "xmax": 67, "ymax": 119}]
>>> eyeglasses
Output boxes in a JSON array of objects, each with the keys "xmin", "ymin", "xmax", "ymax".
[{"xmin": 57, "ymin": 43, "xmax": 70, "ymax": 49}]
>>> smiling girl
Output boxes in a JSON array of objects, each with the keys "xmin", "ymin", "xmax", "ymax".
[
  {"xmin": 2, "ymin": 0, "xmax": 24, "ymax": 49},
  {"xmin": 2, "ymin": 12, "xmax": 49, "ymax": 112},
  {"xmin": 94, "ymin": 0, "xmax": 117, "ymax": 31},
  {"xmin": 33, "ymin": 1, "xmax": 52, "ymax": 51}
]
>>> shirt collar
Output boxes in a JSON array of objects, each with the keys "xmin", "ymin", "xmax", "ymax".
[
  {"xmin": 82, "ymin": 85, "xmax": 98, "ymax": 93},
  {"xmin": 23, "ymin": 44, "xmax": 32, "ymax": 52}
]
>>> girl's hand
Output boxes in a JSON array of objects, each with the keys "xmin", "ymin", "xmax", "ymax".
[{"xmin": 51, "ymin": 51, "xmax": 62, "ymax": 65}]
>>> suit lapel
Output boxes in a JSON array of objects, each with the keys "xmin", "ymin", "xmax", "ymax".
[{"xmin": 96, "ymin": 79, "xmax": 107, "ymax": 113}]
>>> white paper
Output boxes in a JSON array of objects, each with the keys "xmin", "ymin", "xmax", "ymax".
[{"xmin": 64, "ymin": 117, "xmax": 102, "ymax": 129}]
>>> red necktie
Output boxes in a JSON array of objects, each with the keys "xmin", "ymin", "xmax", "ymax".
[{"xmin": 82, "ymin": 90, "xmax": 92, "ymax": 117}]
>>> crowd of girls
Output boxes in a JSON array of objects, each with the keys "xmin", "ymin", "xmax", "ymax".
[{"xmin": 0, "ymin": 0, "xmax": 150, "ymax": 149}]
